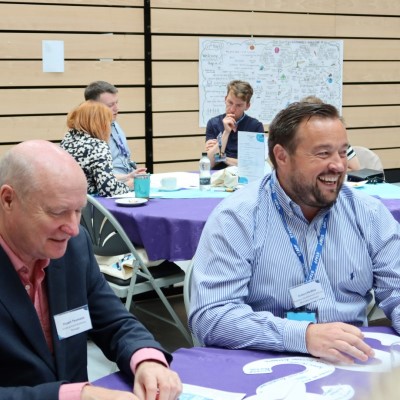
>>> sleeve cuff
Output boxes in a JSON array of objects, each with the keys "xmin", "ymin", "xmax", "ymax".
[
  {"xmin": 130, "ymin": 348, "xmax": 169, "ymax": 373},
  {"xmin": 59, "ymin": 382, "xmax": 89, "ymax": 400}
]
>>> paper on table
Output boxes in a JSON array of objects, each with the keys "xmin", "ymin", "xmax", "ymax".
[
  {"xmin": 181, "ymin": 383, "xmax": 246, "ymax": 400},
  {"xmin": 238, "ymin": 131, "xmax": 266, "ymax": 183}
]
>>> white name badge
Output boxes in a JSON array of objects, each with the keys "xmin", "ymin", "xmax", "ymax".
[
  {"xmin": 54, "ymin": 305, "xmax": 92, "ymax": 340},
  {"xmin": 289, "ymin": 281, "xmax": 325, "ymax": 309}
]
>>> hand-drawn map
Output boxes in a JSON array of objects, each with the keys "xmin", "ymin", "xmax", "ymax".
[{"xmin": 199, "ymin": 38, "xmax": 343, "ymax": 127}]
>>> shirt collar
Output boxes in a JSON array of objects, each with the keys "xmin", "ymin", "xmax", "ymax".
[{"xmin": 0, "ymin": 234, "xmax": 50, "ymax": 274}]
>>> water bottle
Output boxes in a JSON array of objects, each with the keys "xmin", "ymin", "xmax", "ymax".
[{"xmin": 199, "ymin": 152, "xmax": 211, "ymax": 191}]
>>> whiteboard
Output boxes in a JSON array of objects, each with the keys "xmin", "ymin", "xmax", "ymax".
[{"xmin": 199, "ymin": 38, "xmax": 343, "ymax": 127}]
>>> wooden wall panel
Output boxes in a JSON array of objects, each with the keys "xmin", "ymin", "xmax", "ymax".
[
  {"xmin": 153, "ymin": 136, "xmax": 205, "ymax": 161},
  {"xmin": 375, "ymin": 149, "xmax": 400, "ymax": 169},
  {"xmin": 1, "ymin": 33, "xmax": 143, "ymax": 60},
  {"xmin": 153, "ymin": 161, "xmax": 199, "ymax": 173},
  {"xmin": 152, "ymin": 0, "xmax": 400, "ymax": 16},
  {"xmin": 152, "ymin": 36, "xmax": 400, "ymax": 61},
  {"xmin": 1, "ymin": 113, "xmax": 144, "ymax": 142},
  {"xmin": 343, "ymin": 85, "xmax": 400, "ymax": 106},
  {"xmin": 127, "ymin": 139, "xmax": 145, "ymax": 163},
  {"xmin": 7, "ymin": 0, "xmax": 142, "ymax": 5},
  {"xmin": 336, "ymin": 15, "xmax": 400, "ymax": 38},
  {"xmin": 344, "ymin": 62, "xmax": 400, "ymax": 83},
  {"xmin": 343, "ymin": 106, "xmax": 400, "ymax": 128},
  {"xmin": 152, "ymin": 88, "xmax": 198, "ymax": 112},
  {"xmin": 151, "ymin": 9, "xmax": 337, "ymax": 36},
  {"xmin": 150, "ymin": 0, "xmax": 336, "ymax": 13},
  {"xmin": 0, "ymin": 61, "xmax": 144, "ymax": 87},
  {"xmin": 153, "ymin": 112, "xmax": 203, "ymax": 137},
  {"xmin": 0, "ymin": 4, "xmax": 143, "ymax": 32},
  {"xmin": 0, "ymin": 88, "xmax": 145, "ymax": 116},
  {"xmin": 348, "ymin": 128, "xmax": 400, "ymax": 149}
]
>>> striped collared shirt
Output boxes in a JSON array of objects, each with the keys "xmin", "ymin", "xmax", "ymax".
[{"xmin": 189, "ymin": 171, "xmax": 400, "ymax": 353}]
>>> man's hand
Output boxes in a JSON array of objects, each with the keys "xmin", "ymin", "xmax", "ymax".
[
  {"xmin": 134, "ymin": 361, "xmax": 182, "ymax": 400},
  {"xmin": 222, "ymin": 113, "xmax": 236, "ymax": 132},
  {"xmin": 82, "ymin": 385, "xmax": 138, "ymax": 399},
  {"xmin": 306, "ymin": 322, "xmax": 375, "ymax": 364},
  {"xmin": 205, "ymin": 139, "xmax": 217, "ymax": 151},
  {"xmin": 132, "ymin": 168, "xmax": 147, "ymax": 176}
]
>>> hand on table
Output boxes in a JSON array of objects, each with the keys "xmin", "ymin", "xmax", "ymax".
[
  {"xmin": 306, "ymin": 322, "xmax": 375, "ymax": 364},
  {"xmin": 134, "ymin": 361, "xmax": 182, "ymax": 400}
]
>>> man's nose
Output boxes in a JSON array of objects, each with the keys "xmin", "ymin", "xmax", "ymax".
[{"xmin": 60, "ymin": 213, "xmax": 80, "ymax": 237}]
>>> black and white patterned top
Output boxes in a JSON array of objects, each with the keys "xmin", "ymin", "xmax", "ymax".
[{"xmin": 60, "ymin": 129, "xmax": 130, "ymax": 197}]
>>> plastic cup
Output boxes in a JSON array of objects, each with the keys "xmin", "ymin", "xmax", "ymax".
[
  {"xmin": 391, "ymin": 341, "xmax": 400, "ymax": 369},
  {"xmin": 134, "ymin": 173, "xmax": 151, "ymax": 198}
]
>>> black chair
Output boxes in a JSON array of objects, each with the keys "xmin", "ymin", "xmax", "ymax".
[{"xmin": 80, "ymin": 194, "xmax": 192, "ymax": 344}]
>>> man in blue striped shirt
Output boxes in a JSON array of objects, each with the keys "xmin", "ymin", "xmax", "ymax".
[{"xmin": 189, "ymin": 101, "xmax": 400, "ymax": 364}]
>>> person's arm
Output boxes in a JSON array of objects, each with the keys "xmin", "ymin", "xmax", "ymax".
[
  {"xmin": 367, "ymin": 201, "xmax": 400, "ymax": 333},
  {"xmin": 115, "ymin": 168, "xmax": 148, "ymax": 190},
  {"xmin": 347, "ymin": 145, "xmax": 361, "ymax": 171},
  {"xmin": 91, "ymin": 142, "xmax": 130, "ymax": 196},
  {"xmin": 189, "ymin": 197, "xmax": 312, "ymax": 354}
]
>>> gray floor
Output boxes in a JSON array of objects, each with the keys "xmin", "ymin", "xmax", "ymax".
[{"xmin": 88, "ymin": 292, "xmax": 190, "ymax": 381}]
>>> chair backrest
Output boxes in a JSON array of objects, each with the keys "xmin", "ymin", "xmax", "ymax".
[
  {"xmin": 80, "ymin": 195, "xmax": 142, "ymax": 264},
  {"xmin": 352, "ymin": 146, "xmax": 384, "ymax": 171},
  {"xmin": 183, "ymin": 259, "xmax": 194, "ymax": 318}
]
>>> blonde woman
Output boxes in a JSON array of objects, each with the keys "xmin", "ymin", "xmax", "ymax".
[{"xmin": 61, "ymin": 100, "xmax": 132, "ymax": 197}]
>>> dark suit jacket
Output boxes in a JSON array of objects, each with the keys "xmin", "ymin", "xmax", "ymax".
[{"xmin": 0, "ymin": 227, "xmax": 171, "ymax": 400}]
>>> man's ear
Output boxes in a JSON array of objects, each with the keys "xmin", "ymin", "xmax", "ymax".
[
  {"xmin": 0, "ymin": 185, "xmax": 16, "ymax": 212},
  {"xmin": 273, "ymin": 144, "xmax": 289, "ymax": 167}
]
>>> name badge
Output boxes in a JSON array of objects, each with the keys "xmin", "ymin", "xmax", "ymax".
[
  {"xmin": 214, "ymin": 153, "xmax": 227, "ymax": 163},
  {"xmin": 54, "ymin": 305, "xmax": 92, "ymax": 340},
  {"xmin": 289, "ymin": 281, "xmax": 325, "ymax": 309},
  {"xmin": 285, "ymin": 309, "xmax": 317, "ymax": 323}
]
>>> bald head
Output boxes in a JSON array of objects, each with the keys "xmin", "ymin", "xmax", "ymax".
[{"xmin": 0, "ymin": 140, "xmax": 87, "ymax": 199}]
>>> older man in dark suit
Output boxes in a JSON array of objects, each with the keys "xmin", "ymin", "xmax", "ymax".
[{"xmin": 0, "ymin": 140, "xmax": 181, "ymax": 400}]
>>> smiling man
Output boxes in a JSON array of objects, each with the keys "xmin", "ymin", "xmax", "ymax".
[
  {"xmin": 0, "ymin": 140, "xmax": 181, "ymax": 400},
  {"xmin": 189, "ymin": 101, "xmax": 400, "ymax": 365}
]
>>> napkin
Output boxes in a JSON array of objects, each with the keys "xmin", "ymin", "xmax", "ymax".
[{"xmin": 211, "ymin": 166, "xmax": 239, "ymax": 189}]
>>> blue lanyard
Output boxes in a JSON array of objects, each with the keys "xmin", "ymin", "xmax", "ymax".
[
  {"xmin": 112, "ymin": 123, "xmax": 129, "ymax": 159},
  {"xmin": 269, "ymin": 176, "xmax": 329, "ymax": 282}
]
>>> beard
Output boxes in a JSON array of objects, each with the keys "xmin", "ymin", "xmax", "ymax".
[{"xmin": 288, "ymin": 172, "xmax": 344, "ymax": 210}]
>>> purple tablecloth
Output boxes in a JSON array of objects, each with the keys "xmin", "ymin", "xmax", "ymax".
[
  {"xmin": 93, "ymin": 326, "xmax": 397, "ymax": 398},
  {"xmin": 97, "ymin": 195, "xmax": 400, "ymax": 262},
  {"xmin": 380, "ymin": 198, "xmax": 400, "ymax": 222},
  {"xmin": 97, "ymin": 197, "xmax": 223, "ymax": 261}
]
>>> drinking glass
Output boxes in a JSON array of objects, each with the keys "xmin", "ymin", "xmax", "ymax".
[{"xmin": 134, "ymin": 173, "xmax": 151, "ymax": 198}]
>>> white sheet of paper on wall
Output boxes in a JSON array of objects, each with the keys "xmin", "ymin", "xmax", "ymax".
[{"xmin": 42, "ymin": 40, "xmax": 64, "ymax": 72}]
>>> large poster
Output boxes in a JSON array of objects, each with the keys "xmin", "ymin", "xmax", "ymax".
[{"xmin": 199, "ymin": 38, "xmax": 343, "ymax": 127}]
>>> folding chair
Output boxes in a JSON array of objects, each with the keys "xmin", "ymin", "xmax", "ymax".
[
  {"xmin": 352, "ymin": 146, "xmax": 384, "ymax": 172},
  {"xmin": 81, "ymin": 194, "xmax": 192, "ymax": 345}
]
